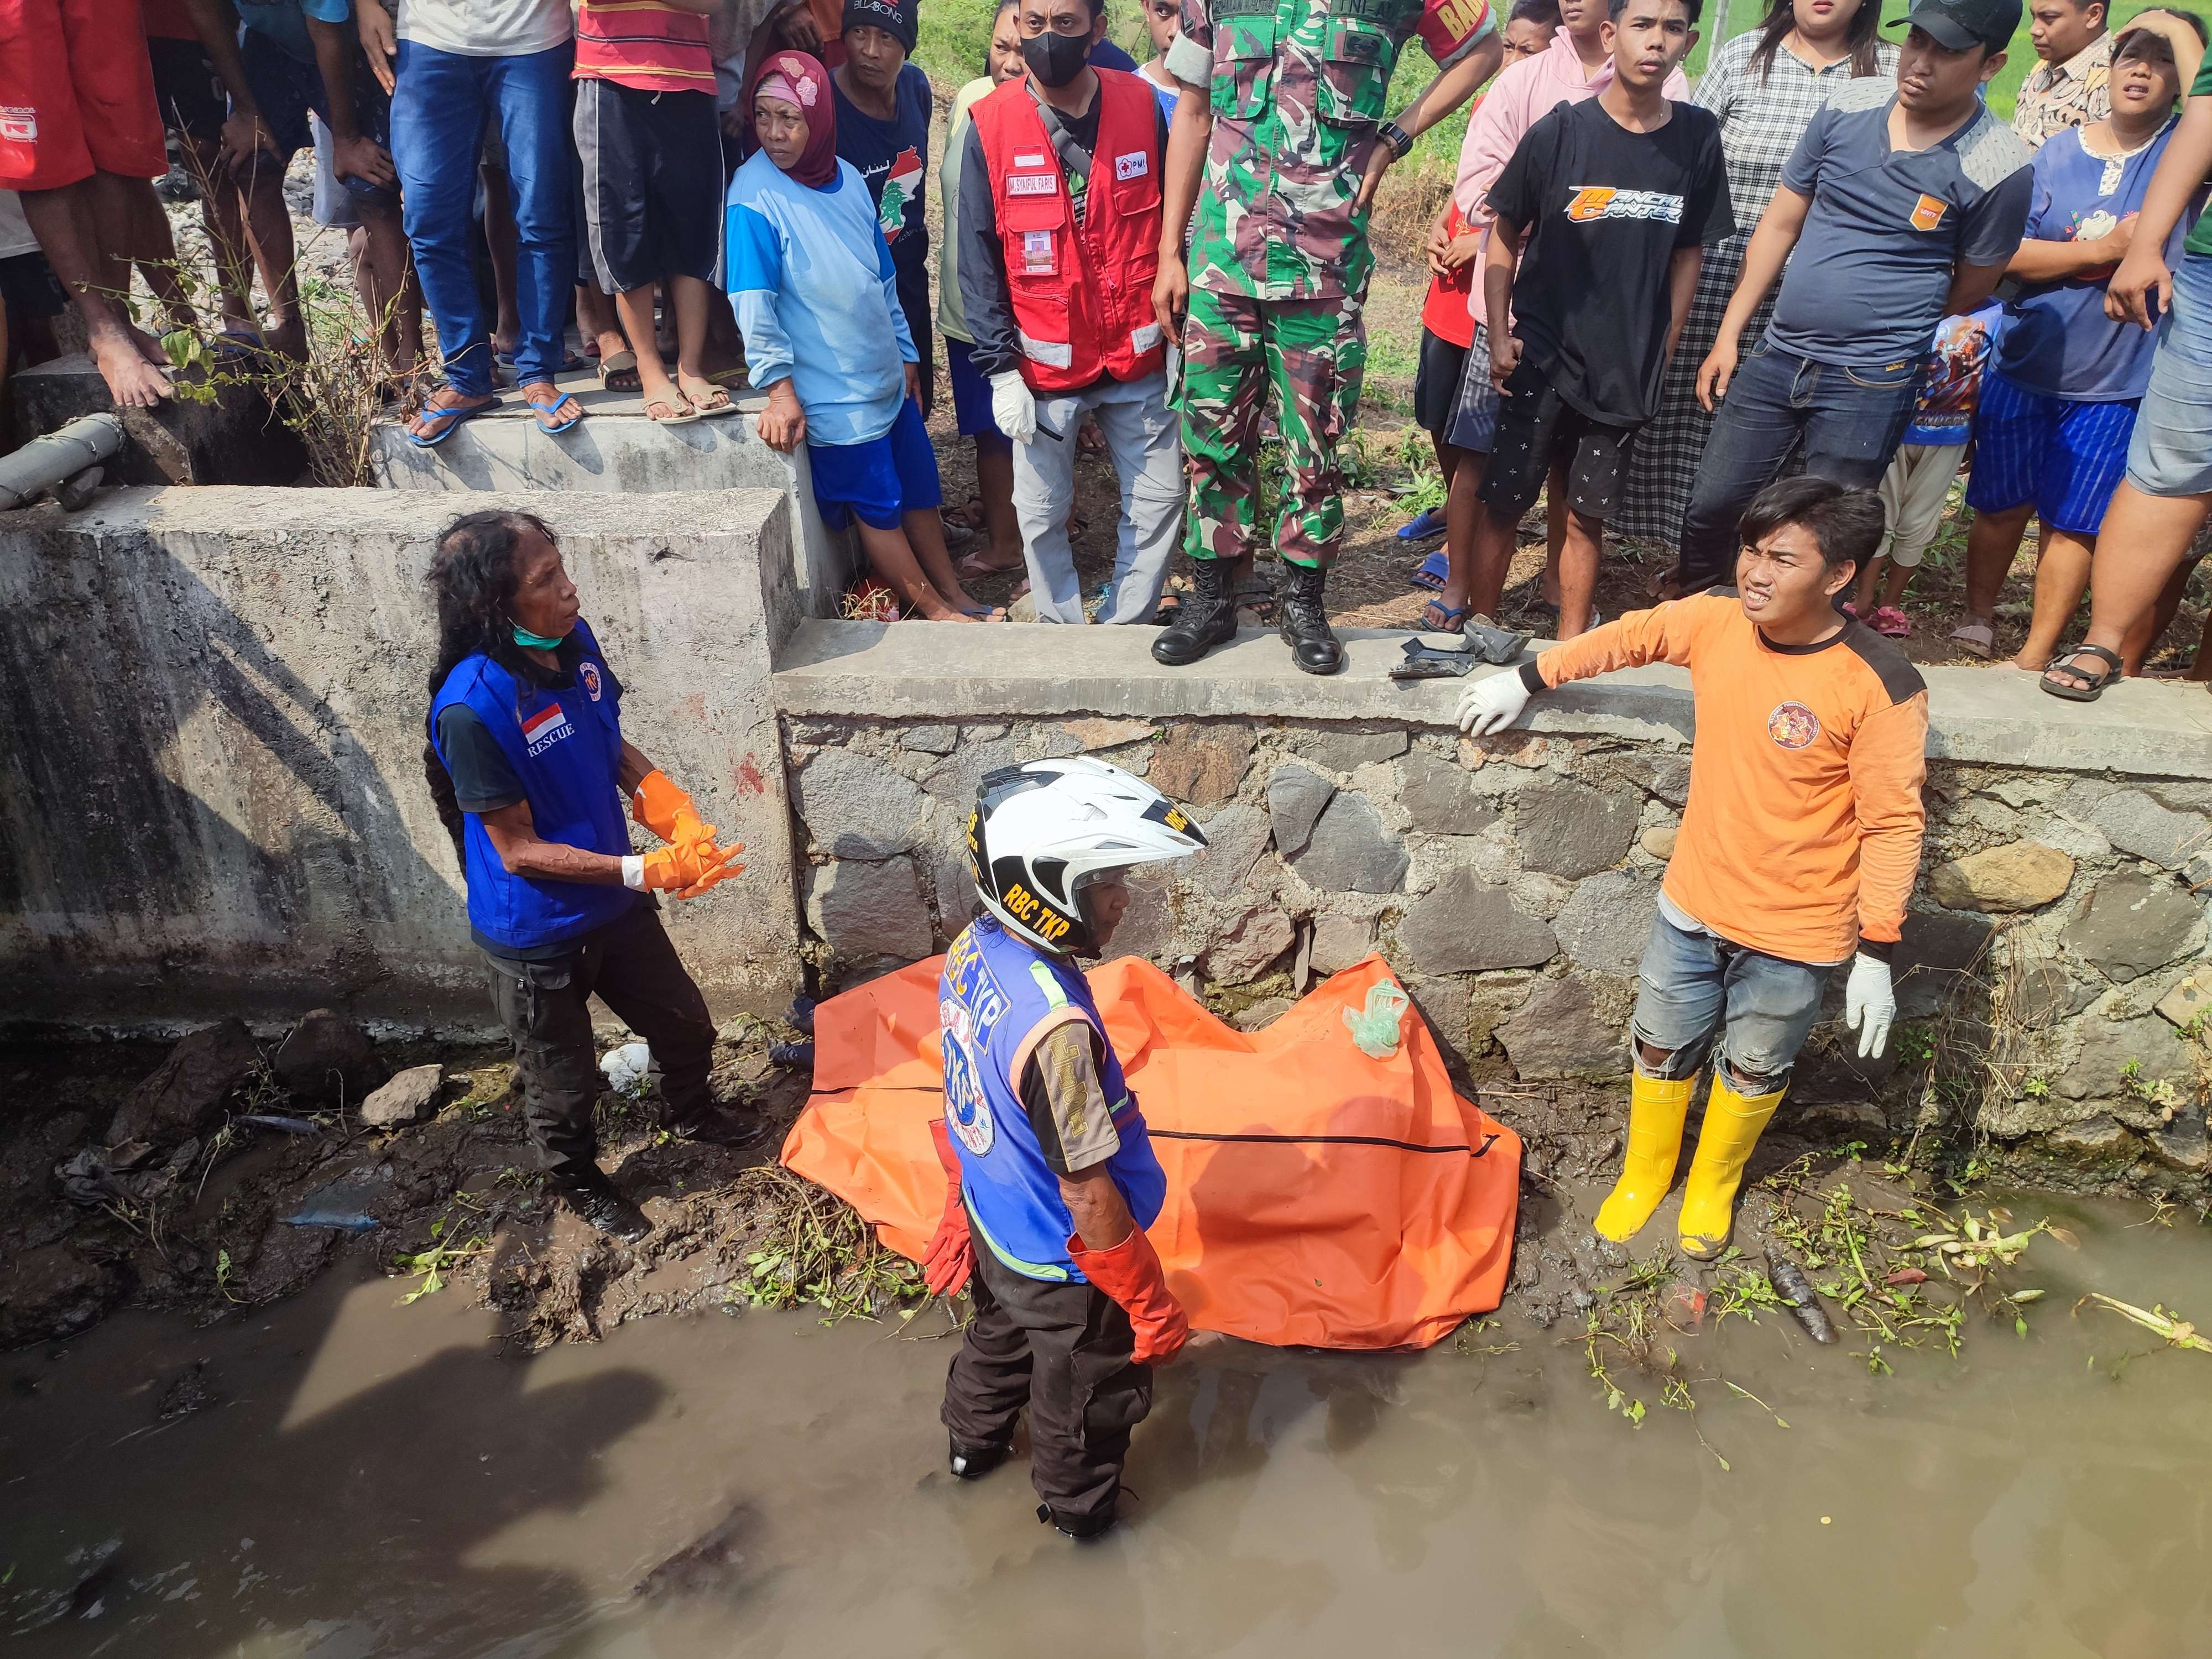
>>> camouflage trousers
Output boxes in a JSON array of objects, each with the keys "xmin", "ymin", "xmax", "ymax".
[{"xmin": 1178, "ymin": 285, "xmax": 1367, "ymax": 570}]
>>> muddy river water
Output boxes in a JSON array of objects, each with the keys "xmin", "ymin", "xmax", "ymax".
[{"xmin": 4, "ymin": 1190, "xmax": 2208, "ymax": 1657}]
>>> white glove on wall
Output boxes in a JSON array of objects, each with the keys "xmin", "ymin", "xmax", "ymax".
[
  {"xmin": 1456, "ymin": 670, "xmax": 1533, "ymax": 736},
  {"xmin": 989, "ymin": 371, "xmax": 1037, "ymax": 444},
  {"xmin": 1844, "ymin": 953, "xmax": 1895, "ymax": 1058}
]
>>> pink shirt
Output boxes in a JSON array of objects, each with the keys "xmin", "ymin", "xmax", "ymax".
[{"xmin": 1452, "ymin": 27, "xmax": 1692, "ymax": 325}]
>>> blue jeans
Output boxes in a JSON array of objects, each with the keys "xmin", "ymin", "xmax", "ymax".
[
  {"xmin": 1629, "ymin": 909, "xmax": 1832, "ymax": 1092},
  {"xmin": 389, "ymin": 39, "xmax": 574, "ymax": 397},
  {"xmin": 1674, "ymin": 336, "xmax": 1922, "ymax": 592}
]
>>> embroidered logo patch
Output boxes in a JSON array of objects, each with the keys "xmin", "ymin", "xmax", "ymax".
[
  {"xmin": 1008, "ymin": 173, "xmax": 1057, "ymax": 196},
  {"xmin": 1767, "ymin": 702, "xmax": 1822, "ymax": 750},
  {"xmin": 1115, "ymin": 150, "xmax": 1149, "ymax": 181},
  {"xmin": 1910, "ymin": 192, "xmax": 1947, "ymax": 231},
  {"xmin": 0, "ymin": 107, "xmax": 35, "ymax": 143},
  {"xmin": 580, "ymin": 662, "xmax": 602, "ymax": 701}
]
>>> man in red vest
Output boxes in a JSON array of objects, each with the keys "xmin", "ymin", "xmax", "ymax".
[{"xmin": 956, "ymin": 0, "xmax": 1185, "ymax": 625}]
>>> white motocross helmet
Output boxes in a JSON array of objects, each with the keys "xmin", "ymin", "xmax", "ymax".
[{"xmin": 967, "ymin": 756, "xmax": 1208, "ymax": 957}]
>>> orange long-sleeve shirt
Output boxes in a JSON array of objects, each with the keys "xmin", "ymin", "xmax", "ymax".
[{"xmin": 1532, "ymin": 594, "xmax": 1929, "ymax": 965}]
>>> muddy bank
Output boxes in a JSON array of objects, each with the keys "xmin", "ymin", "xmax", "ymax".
[
  {"xmin": 0, "ymin": 1014, "xmax": 826, "ymax": 1355},
  {"xmin": 5, "ymin": 989, "xmax": 2198, "ymax": 1363}
]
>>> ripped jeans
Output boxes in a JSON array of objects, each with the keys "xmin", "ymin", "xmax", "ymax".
[{"xmin": 1629, "ymin": 905, "xmax": 1835, "ymax": 1094}]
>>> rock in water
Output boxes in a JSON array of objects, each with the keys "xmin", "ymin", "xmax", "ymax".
[
  {"xmin": 273, "ymin": 1010, "xmax": 380, "ymax": 1108},
  {"xmin": 360, "ymin": 1065, "xmax": 444, "ymax": 1128}
]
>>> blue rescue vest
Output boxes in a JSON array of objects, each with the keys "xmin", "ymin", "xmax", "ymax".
[
  {"xmin": 429, "ymin": 619, "xmax": 638, "ymax": 952},
  {"xmin": 938, "ymin": 915, "xmax": 1166, "ymax": 1283}
]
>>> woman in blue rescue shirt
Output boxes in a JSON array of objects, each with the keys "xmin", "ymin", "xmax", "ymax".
[{"xmin": 422, "ymin": 510, "xmax": 764, "ymax": 1241}]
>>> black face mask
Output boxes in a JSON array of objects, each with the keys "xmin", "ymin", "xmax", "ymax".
[{"xmin": 1022, "ymin": 29, "xmax": 1091, "ymax": 87}]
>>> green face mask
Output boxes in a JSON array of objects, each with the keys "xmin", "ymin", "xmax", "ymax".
[{"xmin": 512, "ymin": 622, "xmax": 568, "ymax": 651}]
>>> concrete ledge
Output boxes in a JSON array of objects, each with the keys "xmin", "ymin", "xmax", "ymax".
[
  {"xmin": 369, "ymin": 371, "xmax": 855, "ymax": 618},
  {"xmin": 772, "ymin": 619, "xmax": 2212, "ymax": 778}
]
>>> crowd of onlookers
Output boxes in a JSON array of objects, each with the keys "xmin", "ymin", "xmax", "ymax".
[{"xmin": 2, "ymin": 0, "xmax": 2210, "ymax": 694}]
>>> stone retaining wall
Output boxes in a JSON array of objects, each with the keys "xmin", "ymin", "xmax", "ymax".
[{"xmin": 782, "ymin": 705, "xmax": 2211, "ymax": 1193}]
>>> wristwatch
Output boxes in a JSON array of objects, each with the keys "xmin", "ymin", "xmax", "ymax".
[{"xmin": 1379, "ymin": 119, "xmax": 1414, "ymax": 160}]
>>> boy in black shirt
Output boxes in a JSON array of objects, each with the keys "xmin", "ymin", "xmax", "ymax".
[{"xmin": 1465, "ymin": 0, "xmax": 1732, "ymax": 638}]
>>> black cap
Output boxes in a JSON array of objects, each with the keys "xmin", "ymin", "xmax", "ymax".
[{"xmin": 1889, "ymin": 0, "xmax": 2021, "ymax": 53}]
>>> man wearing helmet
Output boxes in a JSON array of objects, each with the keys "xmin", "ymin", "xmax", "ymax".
[{"xmin": 921, "ymin": 755, "xmax": 1207, "ymax": 1539}]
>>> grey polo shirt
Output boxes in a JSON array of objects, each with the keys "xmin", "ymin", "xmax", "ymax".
[{"xmin": 1765, "ymin": 77, "xmax": 2034, "ymax": 368}]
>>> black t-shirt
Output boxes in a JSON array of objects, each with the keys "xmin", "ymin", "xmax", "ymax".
[{"xmin": 1489, "ymin": 96, "xmax": 1735, "ymax": 427}]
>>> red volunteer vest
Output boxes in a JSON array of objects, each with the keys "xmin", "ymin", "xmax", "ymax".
[{"xmin": 972, "ymin": 69, "xmax": 1166, "ymax": 394}]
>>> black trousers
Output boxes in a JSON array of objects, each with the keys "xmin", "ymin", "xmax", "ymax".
[
  {"xmin": 941, "ymin": 1224, "xmax": 1153, "ymax": 1527},
  {"xmin": 481, "ymin": 904, "xmax": 716, "ymax": 1180}
]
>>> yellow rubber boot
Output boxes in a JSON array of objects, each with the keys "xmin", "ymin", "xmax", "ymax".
[
  {"xmin": 1593, "ymin": 1073, "xmax": 1695, "ymax": 1244},
  {"xmin": 1676, "ymin": 1072, "xmax": 1786, "ymax": 1260}
]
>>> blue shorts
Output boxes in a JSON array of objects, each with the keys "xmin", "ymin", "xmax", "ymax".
[
  {"xmin": 808, "ymin": 397, "xmax": 943, "ymax": 531},
  {"xmin": 945, "ymin": 336, "xmax": 1011, "ymax": 452},
  {"xmin": 1964, "ymin": 368, "xmax": 2137, "ymax": 535},
  {"xmin": 239, "ymin": 30, "xmax": 397, "ymax": 206}
]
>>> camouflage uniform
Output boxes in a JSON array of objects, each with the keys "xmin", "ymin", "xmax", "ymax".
[{"xmin": 1165, "ymin": 0, "xmax": 1493, "ymax": 568}]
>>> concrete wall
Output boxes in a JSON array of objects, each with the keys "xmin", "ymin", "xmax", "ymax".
[
  {"xmin": 773, "ymin": 620, "xmax": 2212, "ymax": 1193},
  {"xmin": 369, "ymin": 388, "xmax": 859, "ymax": 623},
  {"xmin": 0, "ymin": 487, "xmax": 805, "ymax": 1033}
]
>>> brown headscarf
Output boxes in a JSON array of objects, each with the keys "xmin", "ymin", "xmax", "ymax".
[{"xmin": 744, "ymin": 49, "xmax": 839, "ymax": 188}]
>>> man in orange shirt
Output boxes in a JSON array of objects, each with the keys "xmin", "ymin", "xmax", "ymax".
[{"xmin": 1459, "ymin": 475, "xmax": 1924, "ymax": 1258}]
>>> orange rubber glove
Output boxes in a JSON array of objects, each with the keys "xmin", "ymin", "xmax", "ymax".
[
  {"xmin": 1067, "ymin": 1223, "xmax": 1188, "ymax": 1365},
  {"xmin": 632, "ymin": 769, "xmax": 714, "ymax": 852},
  {"xmin": 922, "ymin": 1118, "xmax": 974, "ymax": 1296},
  {"xmin": 638, "ymin": 838, "xmax": 745, "ymax": 899}
]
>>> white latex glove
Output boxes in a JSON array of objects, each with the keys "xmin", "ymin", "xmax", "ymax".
[
  {"xmin": 1456, "ymin": 670, "xmax": 1533, "ymax": 736},
  {"xmin": 1844, "ymin": 953, "xmax": 1895, "ymax": 1058},
  {"xmin": 989, "ymin": 370, "xmax": 1037, "ymax": 444}
]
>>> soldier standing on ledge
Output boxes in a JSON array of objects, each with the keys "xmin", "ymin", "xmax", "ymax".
[{"xmin": 1150, "ymin": 0, "xmax": 1503, "ymax": 674}]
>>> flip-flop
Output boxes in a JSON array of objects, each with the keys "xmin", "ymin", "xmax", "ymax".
[
  {"xmin": 1870, "ymin": 606, "xmax": 1912, "ymax": 638},
  {"xmin": 681, "ymin": 384, "xmax": 739, "ymax": 418},
  {"xmin": 961, "ymin": 608, "xmax": 1009, "ymax": 621},
  {"xmin": 644, "ymin": 395, "xmax": 700, "ymax": 426},
  {"xmin": 1411, "ymin": 548, "xmax": 1449, "ymax": 592},
  {"xmin": 1421, "ymin": 598, "xmax": 1470, "ymax": 631},
  {"xmin": 407, "ymin": 395, "xmax": 498, "ymax": 448},
  {"xmin": 528, "ymin": 390, "xmax": 585, "ymax": 435},
  {"xmin": 955, "ymin": 548, "xmax": 1024, "ymax": 580},
  {"xmin": 1396, "ymin": 507, "xmax": 1447, "ymax": 542},
  {"xmin": 2040, "ymin": 643, "xmax": 2122, "ymax": 702}
]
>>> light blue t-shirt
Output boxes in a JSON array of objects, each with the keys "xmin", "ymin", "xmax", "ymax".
[
  {"xmin": 726, "ymin": 154, "xmax": 917, "ymax": 448},
  {"xmin": 237, "ymin": 0, "xmax": 352, "ymax": 64}
]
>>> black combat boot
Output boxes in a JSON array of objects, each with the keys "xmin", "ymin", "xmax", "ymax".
[
  {"xmin": 948, "ymin": 1436, "xmax": 1011, "ymax": 1480},
  {"xmin": 1037, "ymin": 1501, "xmax": 1117, "ymax": 1540},
  {"xmin": 550, "ymin": 1170, "xmax": 652, "ymax": 1242},
  {"xmin": 666, "ymin": 1105, "xmax": 770, "ymax": 1151},
  {"xmin": 1151, "ymin": 557, "xmax": 1237, "ymax": 666},
  {"xmin": 1278, "ymin": 561, "xmax": 1342, "ymax": 675}
]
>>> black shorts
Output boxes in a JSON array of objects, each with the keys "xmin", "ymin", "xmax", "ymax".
[
  {"xmin": 1476, "ymin": 357, "xmax": 1640, "ymax": 522},
  {"xmin": 574, "ymin": 77, "xmax": 723, "ymax": 293},
  {"xmin": 148, "ymin": 35, "xmax": 227, "ymax": 147},
  {"xmin": 1414, "ymin": 326, "xmax": 1468, "ymax": 442},
  {"xmin": 0, "ymin": 249, "xmax": 67, "ymax": 321}
]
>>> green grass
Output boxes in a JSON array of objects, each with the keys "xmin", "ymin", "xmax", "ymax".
[{"xmin": 915, "ymin": 0, "xmax": 2169, "ymax": 187}]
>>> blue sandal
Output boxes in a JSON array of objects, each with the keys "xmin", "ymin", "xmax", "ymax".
[
  {"xmin": 527, "ymin": 390, "xmax": 585, "ymax": 435},
  {"xmin": 1411, "ymin": 547, "xmax": 1449, "ymax": 592},
  {"xmin": 1421, "ymin": 598, "xmax": 1470, "ymax": 631},
  {"xmin": 407, "ymin": 395, "xmax": 498, "ymax": 448}
]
